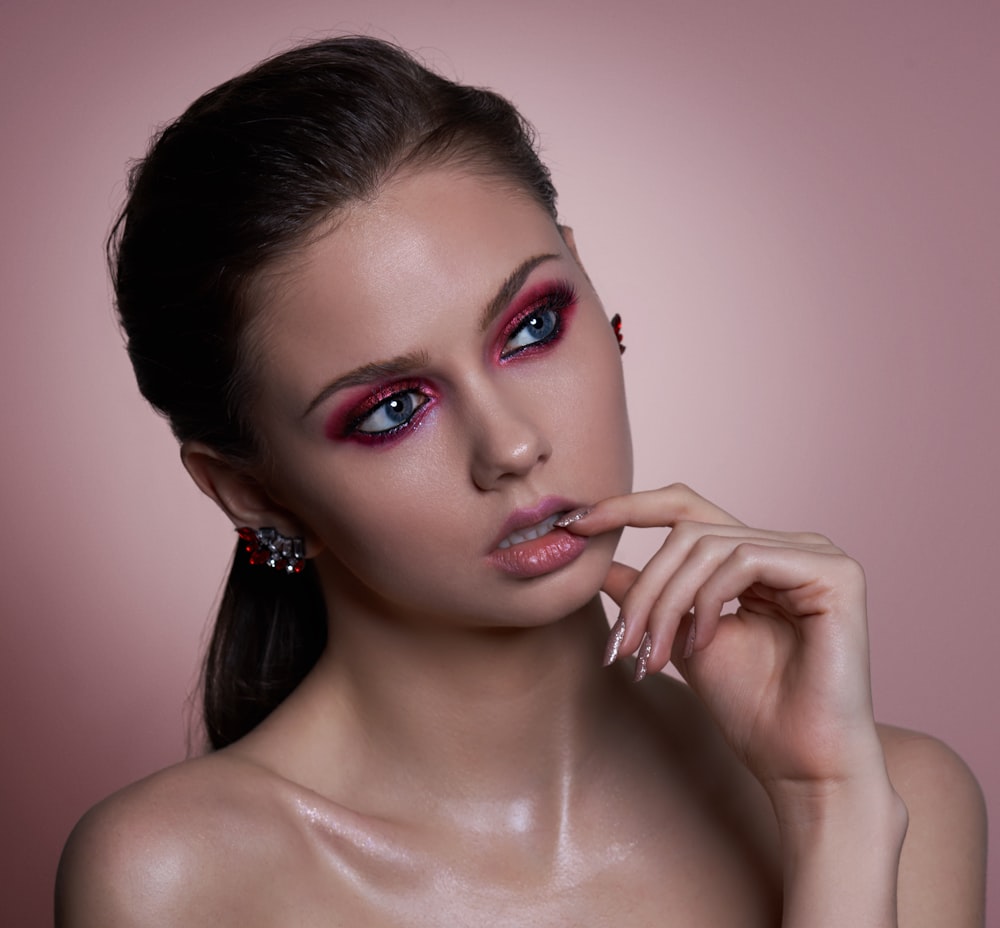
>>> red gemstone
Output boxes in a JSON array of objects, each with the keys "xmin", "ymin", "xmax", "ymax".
[{"xmin": 249, "ymin": 549, "xmax": 269, "ymax": 566}]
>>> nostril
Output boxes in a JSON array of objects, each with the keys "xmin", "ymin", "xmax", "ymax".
[{"xmin": 469, "ymin": 417, "xmax": 551, "ymax": 490}]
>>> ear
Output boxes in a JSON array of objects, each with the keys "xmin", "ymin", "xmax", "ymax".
[{"xmin": 181, "ymin": 441, "xmax": 317, "ymax": 553}]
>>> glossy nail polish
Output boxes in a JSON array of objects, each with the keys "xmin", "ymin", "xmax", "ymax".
[
  {"xmin": 634, "ymin": 632, "xmax": 652, "ymax": 682},
  {"xmin": 554, "ymin": 508, "xmax": 591, "ymax": 528},
  {"xmin": 604, "ymin": 616, "xmax": 626, "ymax": 666},
  {"xmin": 683, "ymin": 618, "xmax": 697, "ymax": 660}
]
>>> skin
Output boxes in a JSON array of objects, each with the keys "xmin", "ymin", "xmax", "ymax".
[{"xmin": 56, "ymin": 167, "xmax": 986, "ymax": 926}]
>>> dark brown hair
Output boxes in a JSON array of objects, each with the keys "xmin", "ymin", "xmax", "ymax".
[{"xmin": 110, "ymin": 36, "xmax": 559, "ymax": 749}]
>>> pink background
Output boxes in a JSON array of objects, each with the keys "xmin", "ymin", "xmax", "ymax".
[{"xmin": 2, "ymin": 1, "xmax": 997, "ymax": 922}]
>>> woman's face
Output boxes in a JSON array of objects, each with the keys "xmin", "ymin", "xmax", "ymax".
[{"xmin": 248, "ymin": 166, "xmax": 633, "ymax": 629}]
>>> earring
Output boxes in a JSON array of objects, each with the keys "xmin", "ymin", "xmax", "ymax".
[
  {"xmin": 236, "ymin": 526, "xmax": 306, "ymax": 574},
  {"xmin": 610, "ymin": 313, "xmax": 626, "ymax": 354}
]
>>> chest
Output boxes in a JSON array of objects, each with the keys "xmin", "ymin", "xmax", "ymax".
[{"xmin": 263, "ymin": 807, "xmax": 783, "ymax": 927}]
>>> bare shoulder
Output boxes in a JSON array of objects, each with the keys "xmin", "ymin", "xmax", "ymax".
[
  {"xmin": 878, "ymin": 724, "xmax": 987, "ymax": 927},
  {"xmin": 55, "ymin": 753, "xmax": 300, "ymax": 927}
]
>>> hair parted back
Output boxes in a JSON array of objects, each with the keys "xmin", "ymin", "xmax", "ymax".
[{"xmin": 110, "ymin": 36, "xmax": 559, "ymax": 750}]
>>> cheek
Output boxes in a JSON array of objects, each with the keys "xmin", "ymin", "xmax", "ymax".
[
  {"xmin": 293, "ymin": 454, "xmax": 465, "ymax": 584},
  {"xmin": 559, "ymin": 322, "xmax": 633, "ymax": 488}
]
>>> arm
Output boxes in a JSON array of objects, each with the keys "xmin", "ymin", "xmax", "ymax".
[
  {"xmin": 772, "ymin": 763, "xmax": 908, "ymax": 927},
  {"xmin": 560, "ymin": 483, "xmax": 986, "ymax": 926}
]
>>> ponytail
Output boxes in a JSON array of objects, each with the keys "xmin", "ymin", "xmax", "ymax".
[
  {"xmin": 112, "ymin": 36, "xmax": 558, "ymax": 746},
  {"xmin": 203, "ymin": 544, "xmax": 327, "ymax": 749}
]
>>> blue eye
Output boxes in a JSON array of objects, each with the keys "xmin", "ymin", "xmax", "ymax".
[
  {"xmin": 505, "ymin": 308, "xmax": 559, "ymax": 353},
  {"xmin": 355, "ymin": 390, "xmax": 428, "ymax": 434},
  {"xmin": 499, "ymin": 282, "xmax": 577, "ymax": 359}
]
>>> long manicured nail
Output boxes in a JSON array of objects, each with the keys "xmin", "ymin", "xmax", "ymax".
[
  {"xmin": 554, "ymin": 507, "xmax": 591, "ymax": 528},
  {"xmin": 603, "ymin": 616, "xmax": 626, "ymax": 666},
  {"xmin": 683, "ymin": 618, "xmax": 697, "ymax": 660},
  {"xmin": 634, "ymin": 632, "xmax": 652, "ymax": 682}
]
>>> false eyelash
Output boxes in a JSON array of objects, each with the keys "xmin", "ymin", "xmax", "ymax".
[
  {"xmin": 326, "ymin": 379, "xmax": 436, "ymax": 445},
  {"xmin": 498, "ymin": 280, "xmax": 578, "ymax": 361}
]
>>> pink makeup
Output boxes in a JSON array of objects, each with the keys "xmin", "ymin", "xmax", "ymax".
[
  {"xmin": 324, "ymin": 378, "xmax": 438, "ymax": 446},
  {"xmin": 487, "ymin": 496, "xmax": 588, "ymax": 579},
  {"xmin": 495, "ymin": 280, "xmax": 577, "ymax": 363},
  {"xmin": 323, "ymin": 278, "xmax": 577, "ymax": 448}
]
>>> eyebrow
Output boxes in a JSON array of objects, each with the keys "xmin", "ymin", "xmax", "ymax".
[
  {"xmin": 301, "ymin": 252, "xmax": 562, "ymax": 418},
  {"xmin": 477, "ymin": 252, "xmax": 561, "ymax": 332},
  {"xmin": 301, "ymin": 352, "xmax": 431, "ymax": 419}
]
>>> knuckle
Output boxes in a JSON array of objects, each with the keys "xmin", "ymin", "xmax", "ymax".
[
  {"xmin": 671, "ymin": 519, "xmax": 699, "ymax": 544},
  {"xmin": 796, "ymin": 531, "xmax": 831, "ymax": 546},
  {"xmin": 839, "ymin": 553, "xmax": 867, "ymax": 587},
  {"xmin": 732, "ymin": 541, "xmax": 761, "ymax": 566},
  {"xmin": 689, "ymin": 532, "xmax": 719, "ymax": 560},
  {"xmin": 663, "ymin": 482, "xmax": 696, "ymax": 514}
]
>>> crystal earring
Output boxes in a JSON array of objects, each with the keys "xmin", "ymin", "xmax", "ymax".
[
  {"xmin": 610, "ymin": 313, "xmax": 625, "ymax": 354},
  {"xmin": 236, "ymin": 526, "xmax": 306, "ymax": 574}
]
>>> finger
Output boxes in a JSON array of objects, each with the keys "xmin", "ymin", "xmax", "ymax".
[
  {"xmin": 556, "ymin": 483, "xmax": 744, "ymax": 536},
  {"xmin": 687, "ymin": 545, "xmax": 867, "ymax": 656},
  {"xmin": 620, "ymin": 532, "xmax": 827, "ymax": 674},
  {"xmin": 635, "ymin": 531, "xmax": 749, "ymax": 675},
  {"xmin": 601, "ymin": 560, "xmax": 640, "ymax": 606}
]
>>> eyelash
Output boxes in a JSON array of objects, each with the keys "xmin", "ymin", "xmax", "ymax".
[
  {"xmin": 337, "ymin": 379, "xmax": 436, "ymax": 445},
  {"xmin": 498, "ymin": 281, "xmax": 577, "ymax": 361},
  {"xmin": 334, "ymin": 281, "xmax": 578, "ymax": 445}
]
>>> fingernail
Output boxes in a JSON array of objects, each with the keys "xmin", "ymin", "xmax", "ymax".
[
  {"xmin": 603, "ymin": 616, "xmax": 626, "ymax": 666},
  {"xmin": 683, "ymin": 618, "xmax": 697, "ymax": 660},
  {"xmin": 634, "ymin": 632, "xmax": 652, "ymax": 682},
  {"xmin": 554, "ymin": 507, "xmax": 591, "ymax": 528}
]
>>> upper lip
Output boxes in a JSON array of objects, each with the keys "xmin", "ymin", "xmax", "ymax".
[{"xmin": 490, "ymin": 496, "xmax": 578, "ymax": 551}]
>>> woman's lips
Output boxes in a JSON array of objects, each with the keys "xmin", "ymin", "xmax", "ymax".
[
  {"xmin": 496, "ymin": 510, "xmax": 566, "ymax": 549},
  {"xmin": 488, "ymin": 497, "xmax": 588, "ymax": 578},
  {"xmin": 489, "ymin": 531, "xmax": 587, "ymax": 578}
]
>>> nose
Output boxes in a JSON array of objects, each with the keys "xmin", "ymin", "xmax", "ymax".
[{"xmin": 468, "ymin": 385, "xmax": 551, "ymax": 491}]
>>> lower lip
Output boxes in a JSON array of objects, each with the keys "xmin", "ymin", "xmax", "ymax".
[{"xmin": 488, "ymin": 529, "xmax": 587, "ymax": 578}]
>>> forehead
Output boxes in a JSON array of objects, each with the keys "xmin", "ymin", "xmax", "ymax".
[{"xmin": 252, "ymin": 167, "xmax": 569, "ymax": 382}]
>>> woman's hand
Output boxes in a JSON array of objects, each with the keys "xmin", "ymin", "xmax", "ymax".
[
  {"xmin": 559, "ymin": 483, "xmax": 887, "ymax": 803},
  {"xmin": 561, "ymin": 484, "xmax": 912, "ymax": 926}
]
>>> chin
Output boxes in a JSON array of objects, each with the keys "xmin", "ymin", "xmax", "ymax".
[{"xmin": 504, "ymin": 530, "xmax": 618, "ymax": 627}]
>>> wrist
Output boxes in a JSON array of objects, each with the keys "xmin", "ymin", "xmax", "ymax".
[
  {"xmin": 773, "ymin": 773, "xmax": 908, "ymax": 852},
  {"xmin": 764, "ymin": 731, "xmax": 907, "ymax": 844},
  {"xmin": 772, "ymin": 775, "xmax": 909, "ymax": 928}
]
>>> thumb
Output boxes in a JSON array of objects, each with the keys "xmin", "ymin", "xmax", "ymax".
[{"xmin": 602, "ymin": 560, "xmax": 640, "ymax": 607}]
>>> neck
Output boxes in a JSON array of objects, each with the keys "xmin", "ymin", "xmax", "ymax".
[{"xmin": 290, "ymin": 589, "xmax": 633, "ymax": 824}]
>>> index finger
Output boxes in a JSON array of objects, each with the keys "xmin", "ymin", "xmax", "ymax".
[{"xmin": 556, "ymin": 483, "xmax": 744, "ymax": 536}]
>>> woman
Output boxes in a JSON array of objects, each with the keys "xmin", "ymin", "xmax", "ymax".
[{"xmin": 56, "ymin": 36, "xmax": 985, "ymax": 925}]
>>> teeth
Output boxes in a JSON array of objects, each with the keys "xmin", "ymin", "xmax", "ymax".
[{"xmin": 498, "ymin": 512, "xmax": 566, "ymax": 549}]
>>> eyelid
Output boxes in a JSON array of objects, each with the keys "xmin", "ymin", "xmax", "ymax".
[
  {"xmin": 324, "ymin": 378, "xmax": 435, "ymax": 442},
  {"xmin": 320, "ymin": 278, "xmax": 578, "ymax": 443},
  {"xmin": 496, "ymin": 280, "xmax": 578, "ymax": 359}
]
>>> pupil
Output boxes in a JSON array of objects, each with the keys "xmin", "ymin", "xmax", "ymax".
[{"xmin": 388, "ymin": 396, "xmax": 410, "ymax": 422}]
